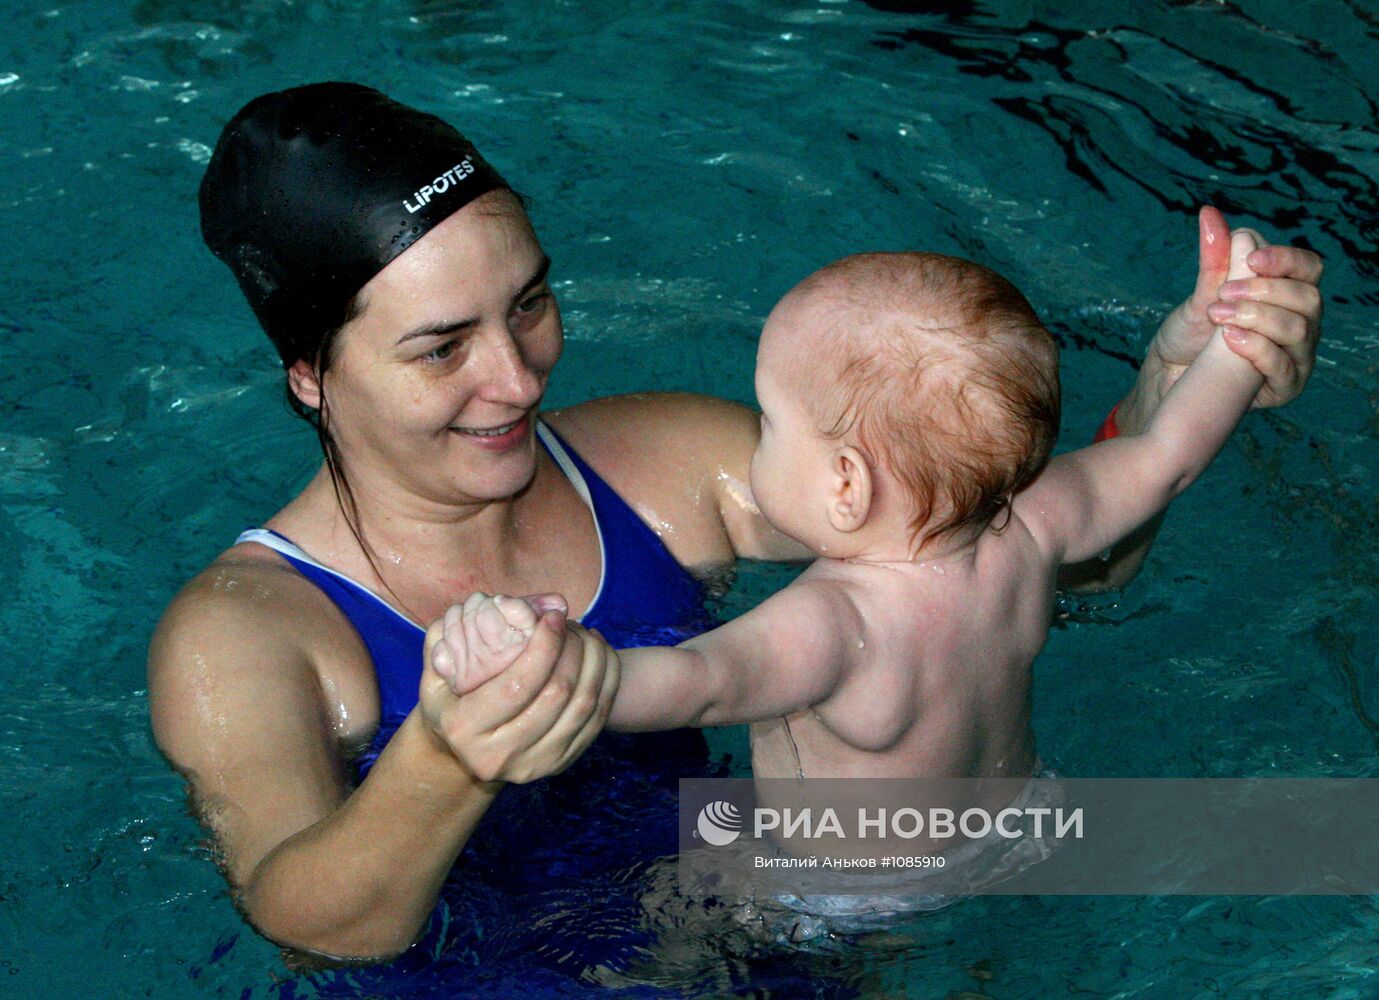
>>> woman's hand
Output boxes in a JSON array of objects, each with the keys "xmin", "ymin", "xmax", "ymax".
[
  {"xmin": 418, "ymin": 608, "xmax": 619, "ymax": 784},
  {"xmin": 1060, "ymin": 207, "xmax": 1322, "ymax": 593},
  {"xmin": 1138, "ymin": 205, "xmax": 1322, "ymax": 416}
]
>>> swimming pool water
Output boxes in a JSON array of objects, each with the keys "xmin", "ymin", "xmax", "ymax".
[{"xmin": 1, "ymin": 0, "xmax": 1376, "ymax": 996}]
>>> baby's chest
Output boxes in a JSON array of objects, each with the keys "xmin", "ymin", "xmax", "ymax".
[{"xmin": 748, "ymin": 718, "xmax": 804, "ymax": 779}]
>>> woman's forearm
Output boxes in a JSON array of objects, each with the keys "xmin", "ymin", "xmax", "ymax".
[{"xmin": 239, "ymin": 710, "xmax": 499, "ymax": 961}]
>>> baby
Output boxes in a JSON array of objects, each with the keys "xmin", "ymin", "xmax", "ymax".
[{"xmin": 428, "ymin": 239, "xmax": 1262, "ymax": 844}]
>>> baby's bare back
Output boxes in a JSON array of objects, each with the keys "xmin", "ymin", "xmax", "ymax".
[{"xmin": 751, "ymin": 515, "xmax": 1055, "ymax": 790}]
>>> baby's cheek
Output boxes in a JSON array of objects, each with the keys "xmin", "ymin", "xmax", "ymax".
[{"xmin": 747, "ymin": 448, "xmax": 764, "ymax": 499}]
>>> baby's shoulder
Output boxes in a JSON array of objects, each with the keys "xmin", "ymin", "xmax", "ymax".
[
  {"xmin": 760, "ymin": 567, "xmax": 861, "ymax": 626},
  {"xmin": 785, "ymin": 561, "xmax": 874, "ymax": 619}
]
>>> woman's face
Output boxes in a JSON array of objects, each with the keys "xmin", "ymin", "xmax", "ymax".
[{"xmin": 313, "ymin": 190, "xmax": 563, "ymax": 508}]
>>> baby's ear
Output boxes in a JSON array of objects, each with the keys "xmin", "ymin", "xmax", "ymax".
[{"xmin": 826, "ymin": 445, "xmax": 872, "ymax": 533}]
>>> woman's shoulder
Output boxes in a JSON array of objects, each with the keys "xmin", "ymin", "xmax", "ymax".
[
  {"xmin": 546, "ymin": 391, "xmax": 756, "ymax": 450},
  {"xmin": 543, "ymin": 392, "xmax": 758, "ymax": 501},
  {"xmin": 148, "ymin": 542, "xmax": 379, "ymax": 751},
  {"xmin": 543, "ymin": 393, "xmax": 759, "ymax": 567},
  {"xmin": 152, "ymin": 478, "xmax": 356, "ymax": 655},
  {"xmin": 156, "ymin": 542, "xmax": 325, "ymax": 635}
]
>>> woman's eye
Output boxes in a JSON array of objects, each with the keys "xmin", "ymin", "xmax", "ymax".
[
  {"xmin": 516, "ymin": 291, "xmax": 549, "ymax": 315},
  {"xmin": 423, "ymin": 340, "xmax": 458, "ymax": 363}
]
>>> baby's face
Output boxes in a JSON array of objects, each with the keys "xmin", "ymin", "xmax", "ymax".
[{"xmin": 749, "ymin": 307, "xmax": 839, "ymax": 552}]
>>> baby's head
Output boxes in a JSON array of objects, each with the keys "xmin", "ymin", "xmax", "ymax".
[{"xmin": 750, "ymin": 252, "xmax": 1060, "ymax": 557}]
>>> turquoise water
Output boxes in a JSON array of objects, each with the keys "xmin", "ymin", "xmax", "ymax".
[{"xmin": 2, "ymin": 0, "xmax": 1376, "ymax": 995}]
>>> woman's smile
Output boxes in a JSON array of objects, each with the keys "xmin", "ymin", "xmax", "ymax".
[{"xmin": 448, "ymin": 412, "xmax": 532, "ymax": 451}]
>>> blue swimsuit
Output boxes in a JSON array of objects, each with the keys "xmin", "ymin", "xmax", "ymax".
[
  {"xmin": 237, "ymin": 422, "xmax": 713, "ymax": 747},
  {"xmin": 236, "ymin": 423, "xmax": 722, "ymax": 992}
]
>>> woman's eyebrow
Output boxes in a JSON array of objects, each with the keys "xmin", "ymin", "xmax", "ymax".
[
  {"xmin": 394, "ymin": 256, "xmax": 552, "ymax": 346},
  {"xmin": 396, "ymin": 316, "xmax": 478, "ymax": 346},
  {"xmin": 514, "ymin": 255, "xmax": 552, "ymax": 302}
]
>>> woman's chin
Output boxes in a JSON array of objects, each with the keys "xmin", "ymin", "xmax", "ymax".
[{"xmin": 455, "ymin": 450, "xmax": 539, "ymax": 501}]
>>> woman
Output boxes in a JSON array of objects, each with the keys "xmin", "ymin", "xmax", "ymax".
[{"xmin": 149, "ymin": 83, "xmax": 1323, "ymax": 966}]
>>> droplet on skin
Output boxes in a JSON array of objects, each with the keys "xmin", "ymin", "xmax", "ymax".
[
  {"xmin": 716, "ymin": 471, "xmax": 760, "ymax": 515},
  {"xmin": 856, "ymin": 640, "xmax": 865, "ymax": 650},
  {"xmin": 319, "ymin": 676, "xmax": 349, "ymax": 735},
  {"xmin": 635, "ymin": 503, "xmax": 676, "ymax": 539}
]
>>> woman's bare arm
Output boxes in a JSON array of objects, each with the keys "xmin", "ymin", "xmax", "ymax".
[{"xmin": 149, "ymin": 560, "xmax": 611, "ymax": 960}]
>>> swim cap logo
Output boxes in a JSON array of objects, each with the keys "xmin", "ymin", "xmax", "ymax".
[
  {"xmin": 403, "ymin": 158, "xmax": 477, "ymax": 214},
  {"xmin": 696, "ymin": 800, "xmax": 742, "ymax": 846}
]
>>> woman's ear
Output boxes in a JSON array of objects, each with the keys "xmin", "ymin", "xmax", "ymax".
[
  {"xmin": 826, "ymin": 445, "xmax": 872, "ymax": 533},
  {"xmin": 287, "ymin": 359, "xmax": 322, "ymax": 411}
]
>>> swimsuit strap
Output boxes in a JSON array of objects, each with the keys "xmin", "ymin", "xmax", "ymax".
[
  {"xmin": 536, "ymin": 422, "xmax": 707, "ymax": 645},
  {"xmin": 235, "ymin": 528, "xmax": 422, "ymax": 630},
  {"xmin": 534, "ymin": 422, "xmax": 607, "ymax": 613},
  {"xmin": 235, "ymin": 527, "xmax": 427, "ymax": 720}
]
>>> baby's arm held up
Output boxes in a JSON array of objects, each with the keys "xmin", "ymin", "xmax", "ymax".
[
  {"xmin": 1029, "ymin": 230, "xmax": 1267, "ymax": 564},
  {"xmin": 1125, "ymin": 206, "xmax": 1322, "ymax": 428},
  {"xmin": 433, "ymin": 580, "xmax": 856, "ymax": 734},
  {"xmin": 1060, "ymin": 208, "xmax": 1323, "ymax": 592}
]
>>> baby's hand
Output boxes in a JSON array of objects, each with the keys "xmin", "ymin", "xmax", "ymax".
[
  {"xmin": 430, "ymin": 592, "xmax": 566, "ymax": 695},
  {"xmin": 1225, "ymin": 228, "xmax": 1262, "ymax": 284}
]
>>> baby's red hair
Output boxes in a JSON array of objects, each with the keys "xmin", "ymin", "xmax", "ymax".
[{"xmin": 792, "ymin": 252, "xmax": 1060, "ymax": 550}]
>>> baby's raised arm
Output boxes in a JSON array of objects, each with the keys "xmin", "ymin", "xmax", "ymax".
[{"xmin": 1024, "ymin": 231, "xmax": 1267, "ymax": 564}]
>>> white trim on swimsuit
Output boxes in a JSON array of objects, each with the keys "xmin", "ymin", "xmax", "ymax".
[
  {"xmin": 234, "ymin": 419, "xmax": 609, "ymax": 621},
  {"xmin": 535, "ymin": 420, "xmax": 608, "ymax": 614}
]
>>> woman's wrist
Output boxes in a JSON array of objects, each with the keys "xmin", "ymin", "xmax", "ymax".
[
  {"xmin": 1113, "ymin": 344, "xmax": 1181, "ymax": 437},
  {"xmin": 398, "ymin": 710, "xmax": 505, "ymax": 804}
]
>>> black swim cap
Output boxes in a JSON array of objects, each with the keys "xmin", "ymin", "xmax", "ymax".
[{"xmin": 200, "ymin": 82, "xmax": 509, "ymax": 368}]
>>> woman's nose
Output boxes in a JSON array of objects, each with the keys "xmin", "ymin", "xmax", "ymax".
[{"xmin": 476, "ymin": 329, "xmax": 544, "ymax": 405}]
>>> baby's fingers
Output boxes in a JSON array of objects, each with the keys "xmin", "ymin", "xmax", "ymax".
[
  {"xmin": 493, "ymin": 594, "xmax": 540, "ymax": 635},
  {"xmin": 472, "ymin": 597, "xmax": 518, "ymax": 650}
]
